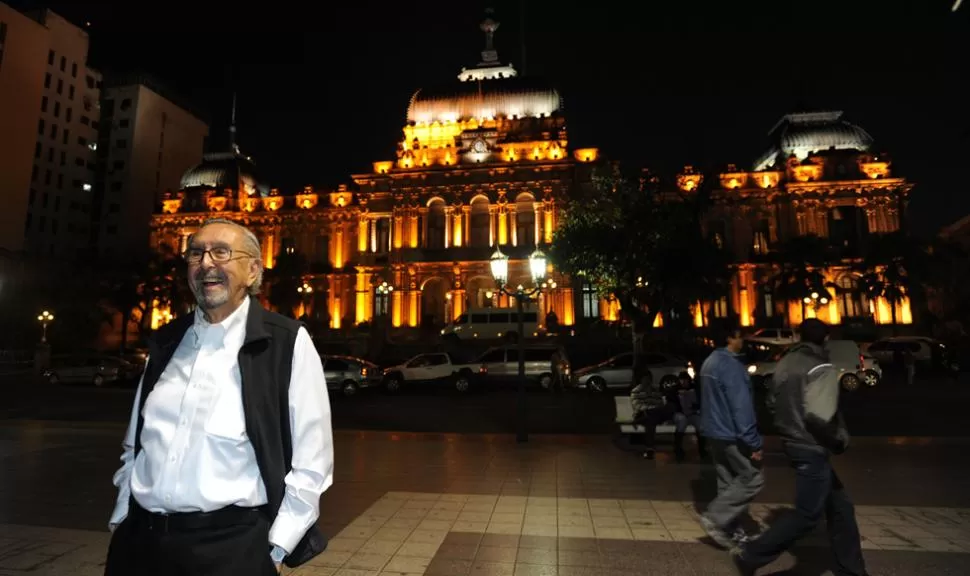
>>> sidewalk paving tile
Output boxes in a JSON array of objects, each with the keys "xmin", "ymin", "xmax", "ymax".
[{"xmin": 4, "ymin": 492, "xmax": 966, "ymax": 575}]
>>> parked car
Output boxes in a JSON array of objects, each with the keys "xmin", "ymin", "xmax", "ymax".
[
  {"xmin": 476, "ymin": 344, "xmax": 570, "ymax": 390},
  {"xmin": 43, "ymin": 354, "xmax": 138, "ymax": 387},
  {"xmin": 322, "ymin": 355, "xmax": 381, "ymax": 397},
  {"xmin": 572, "ymin": 351, "xmax": 693, "ymax": 393},
  {"xmin": 382, "ymin": 352, "xmax": 485, "ymax": 393},
  {"xmin": 866, "ymin": 337, "xmax": 959, "ymax": 375},
  {"xmin": 746, "ymin": 328, "xmax": 798, "ymax": 347}
]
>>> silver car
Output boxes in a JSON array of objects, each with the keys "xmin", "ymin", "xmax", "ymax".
[
  {"xmin": 573, "ymin": 352, "xmax": 694, "ymax": 393},
  {"xmin": 322, "ymin": 355, "xmax": 381, "ymax": 397}
]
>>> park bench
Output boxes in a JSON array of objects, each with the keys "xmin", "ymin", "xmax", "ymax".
[{"xmin": 613, "ymin": 395, "xmax": 696, "ymax": 436}]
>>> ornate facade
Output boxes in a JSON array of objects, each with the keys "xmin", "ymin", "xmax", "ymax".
[
  {"xmin": 149, "ymin": 12, "xmax": 600, "ymax": 330},
  {"xmin": 691, "ymin": 111, "xmax": 914, "ymax": 330}
]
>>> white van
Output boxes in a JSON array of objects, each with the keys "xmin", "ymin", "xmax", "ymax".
[{"xmin": 441, "ymin": 307, "xmax": 541, "ymax": 341}]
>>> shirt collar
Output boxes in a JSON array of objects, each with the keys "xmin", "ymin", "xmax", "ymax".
[{"xmin": 191, "ymin": 296, "xmax": 250, "ymax": 348}]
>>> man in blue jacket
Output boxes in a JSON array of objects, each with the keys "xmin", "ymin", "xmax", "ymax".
[{"xmin": 699, "ymin": 325, "xmax": 764, "ymax": 549}]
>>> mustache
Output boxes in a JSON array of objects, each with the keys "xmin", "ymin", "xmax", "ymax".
[{"xmin": 194, "ymin": 270, "xmax": 227, "ymax": 284}]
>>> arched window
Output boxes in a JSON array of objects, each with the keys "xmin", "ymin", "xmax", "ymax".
[
  {"xmin": 427, "ymin": 199, "xmax": 446, "ymax": 249},
  {"xmin": 470, "ymin": 196, "xmax": 490, "ymax": 247},
  {"xmin": 515, "ymin": 193, "xmax": 535, "ymax": 246},
  {"xmin": 837, "ymin": 275, "xmax": 865, "ymax": 318}
]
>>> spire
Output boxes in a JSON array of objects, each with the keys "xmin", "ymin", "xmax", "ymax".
[
  {"xmin": 479, "ymin": 7, "xmax": 500, "ymax": 64},
  {"xmin": 229, "ymin": 92, "xmax": 238, "ymax": 154}
]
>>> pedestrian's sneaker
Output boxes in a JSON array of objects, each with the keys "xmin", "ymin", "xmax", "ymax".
[
  {"xmin": 700, "ymin": 515, "xmax": 735, "ymax": 549},
  {"xmin": 731, "ymin": 526, "xmax": 750, "ymax": 544},
  {"xmin": 729, "ymin": 546, "xmax": 757, "ymax": 576}
]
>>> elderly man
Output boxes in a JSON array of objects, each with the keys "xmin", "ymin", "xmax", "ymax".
[{"xmin": 104, "ymin": 218, "xmax": 333, "ymax": 576}]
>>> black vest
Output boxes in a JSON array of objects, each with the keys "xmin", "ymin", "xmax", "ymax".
[{"xmin": 135, "ymin": 297, "xmax": 325, "ymax": 567}]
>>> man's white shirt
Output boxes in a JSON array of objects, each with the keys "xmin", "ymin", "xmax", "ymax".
[{"xmin": 109, "ymin": 298, "xmax": 333, "ymax": 555}]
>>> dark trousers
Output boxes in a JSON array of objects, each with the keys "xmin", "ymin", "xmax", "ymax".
[
  {"xmin": 634, "ymin": 404, "xmax": 674, "ymax": 448},
  {"xmin": 742, "ymin": 442, "xmax": 868, "ymax": 576},
  {"xmin": 104, "ymin": 505, "xmax": 277, "ymax": 576}
]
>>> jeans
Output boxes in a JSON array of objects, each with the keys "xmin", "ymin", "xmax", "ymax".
[
  {"xmin": 705, "ymin": 439, "xmax": 764, "ymax": 530},
  {"xmin": 673, "ymin": 412, "xmax": 700, "ymax": 434},
  {"xmin": 742, "ymin": 442, "xmax": 867, "ymax": 576}
]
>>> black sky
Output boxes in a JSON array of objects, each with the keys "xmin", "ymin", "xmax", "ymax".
[{"xmin": 11, "ymin": 0, "xmax": 970, "ymax": 235}]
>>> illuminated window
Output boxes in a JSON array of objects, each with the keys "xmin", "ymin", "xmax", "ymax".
[
  {"xmin": 713, "ymin": 297, "xmax": 729, "ymax": 318},
  {"xmin": 374, "ymin": 289, "xmax": 390, "ymax": 317},
  {"xmin": 837, "ymin": 275, "xmax": 865, "ymax": 318},
  {"xmin": 582, "ymin": 283, "xmax": 599, "ymax": 319}
]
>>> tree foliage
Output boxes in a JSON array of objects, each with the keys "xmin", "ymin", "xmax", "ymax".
[{"xmin": 550, "ymin": 166, "xmax": 731, "ymax": 332}]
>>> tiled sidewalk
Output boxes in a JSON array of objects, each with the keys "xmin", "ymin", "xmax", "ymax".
[{"xmin": 2, "ymin": 492, "xmax": 968, "ymax": 575}]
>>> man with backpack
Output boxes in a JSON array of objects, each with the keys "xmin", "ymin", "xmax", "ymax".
[{"xmin": 730, "ymin": 319, "xmax": 868, "ymax": 576}]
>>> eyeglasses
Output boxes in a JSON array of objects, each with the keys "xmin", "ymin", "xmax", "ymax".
[{"xmin": 183, "ymin": 247, "xmax": 255, "ymax": 264}]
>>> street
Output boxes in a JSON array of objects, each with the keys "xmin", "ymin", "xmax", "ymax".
[{"xmin": 3, "ymin": 374, "xmax": 969, "ymax": 436}]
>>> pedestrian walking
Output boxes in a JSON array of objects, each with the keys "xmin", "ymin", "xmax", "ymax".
[
  {"xmin": 104, "ymin": 218, "xmax": 334, "ymax": 575},
  {"xmin": 698, "ymin": 325, "xmax": 764, "ymax": 548},
  {"xmin": 731, "ymin": 319, "xmax": 868, "ymax": 576}
]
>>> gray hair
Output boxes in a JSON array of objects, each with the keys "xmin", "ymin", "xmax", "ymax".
[{"xmin": 196, "ymin": 217, "xmax": 264, "ymax": 295}]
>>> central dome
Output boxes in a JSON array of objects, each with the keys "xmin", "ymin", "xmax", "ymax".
[
  {"xmin": 754, "ymin": 111, "xmax": 873, "ymax": 171},
  {"xmin": 180, "ymin": 148, "xmax": 269, "ymax": 197},
  {"xmin": 407, "ymin": 76, "xmax": 562, "ymax": 124}
]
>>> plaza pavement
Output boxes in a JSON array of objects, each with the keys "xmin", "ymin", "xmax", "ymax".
[{"xmin": 1, "ymin": 424, "xmax": 969, "ymax": 575}]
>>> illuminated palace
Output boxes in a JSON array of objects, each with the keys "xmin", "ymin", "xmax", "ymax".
[
  {"xmin": 149, "ymin": 13, "xmax": 599, "ymax": 329},
  {"xmin": 688, "ymin": 110, "xmax": 913, "ymax": 329}
]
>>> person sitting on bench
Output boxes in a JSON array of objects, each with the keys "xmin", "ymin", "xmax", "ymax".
[
  {"xmin": 630, "ymin": 359, "xmax": 674, "ymax": 460},
  {"xmin": 668, "ymin": 371, "xmax": 707, "ymax": 461}
]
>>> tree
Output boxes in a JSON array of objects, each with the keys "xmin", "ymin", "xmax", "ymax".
[
  {"xmin": 551, "ymin": 166, "xmax": 731, "ymax": 341},
  {"xmin": 100, "ymin": 246, "xmax": 188, "ymax": 352},
  {"xmin": 267, "ymin": 251, "xmax": 308, "ymax": 318},
  {"xmin": 856, "ymin": 232, "xmax": 925, "ymax": 333},
  {"xmin": 765, "ymin": 235, "xmax": 835, "ymax": 325}
]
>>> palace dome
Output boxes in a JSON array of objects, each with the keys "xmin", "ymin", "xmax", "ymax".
[
  {"xmin": 407, "ymin": 76, "xmax": 563, "ymax": 124},
  {"xmin": 754, "ymin": 111, "xmax": 873, "ymax": 171},
  {"xmin": 179, "ymin": 148, "xmax": 269, "ymax": 197}
]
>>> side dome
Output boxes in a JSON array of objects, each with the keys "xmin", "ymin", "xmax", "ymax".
[
  {"xmin": 179, "ymin": 150, "xmax": 269, "ymax": 197},
  {"xmin": 754, "ymin": 111, "xmax": 873, "ymax": 171},
  {"xmin": 407, "ymin": 76, "xmax": 562, "ymax": 124}
]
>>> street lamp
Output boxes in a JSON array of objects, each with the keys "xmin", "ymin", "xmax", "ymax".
[
  {"xmin": 490, "ymin": 247, "xmax": 548, "ymax": 443},
  {"xmin": 802, "ymin": 290, "xmax": 830, "ymax": 309},
  {"xmin": 297, "ymin": 281, "xmax": 313, "ymax": 295},
  {"xmin": 37, "ymin": 310, "xmax": 54, "ymax": 343}
]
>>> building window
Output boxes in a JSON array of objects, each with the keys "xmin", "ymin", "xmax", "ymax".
[
  {"xmin": 38, "ymin": 118, "xmax": 45, "ymax": 135},
  {"xmin": 582, "ymin": 283, "xmax": 600, "ymax": 319},
  {"xmin": 48, "ymin": 50, "xmax": 54, "ymax": 65},
  {"xmin": 56, "ymin": 78, "xmax": 63, "ymax": 95},
  {"xmin": 68, "ymin": 85, "xmax": 74, "ymax": 100},
  {"xmin": 59, "ymin": 55, "xmax": 66, "ymax": 71},
  {"xmin": 426, "ymin": 201, "xmax": 446, "ymax": 249},
  {"xmin": 34, "ymin": 142, "xmax": 41, "ymax": 158},
  {"xmin": 373, "ymin": 217, "xmax": 391, "ymax": 253},
  {"xmin": 713, "ymin": 296, "xmax": 729, "ymax": 318},
  {"xmin": 71, "ymin": 62, "xmax": 77, "ymax": 78},
  {"xmin": 708, "ymin": 220, "xmax": 727, "ymax": 250},
  {"xmin": 837, "ymin": 275, "xmax": 865, "ymax": 318},
  {"xmin": 53, "ymin": 101, "xmax": 60, "ymax": 117},
  {"xmin": 374, "ymin": 288, "xmax": 390, "ymax": 317},
  {"xmin": 41, "ymin": 96, "xmax": 48, "ymax": 112}
]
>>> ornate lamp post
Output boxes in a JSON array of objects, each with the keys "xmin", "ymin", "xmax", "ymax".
[
  {"xmin": 490, "ymin": 247, "xmax": 548, "ymax": 443},
  {"xmin": 37, "ymin": 310, "xmax": 54, "ymax": 343}
]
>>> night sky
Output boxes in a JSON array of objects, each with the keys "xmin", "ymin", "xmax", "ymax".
[{"xmin": 10, "ymin": 0, "xmax": 969, "ymax": 235}]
